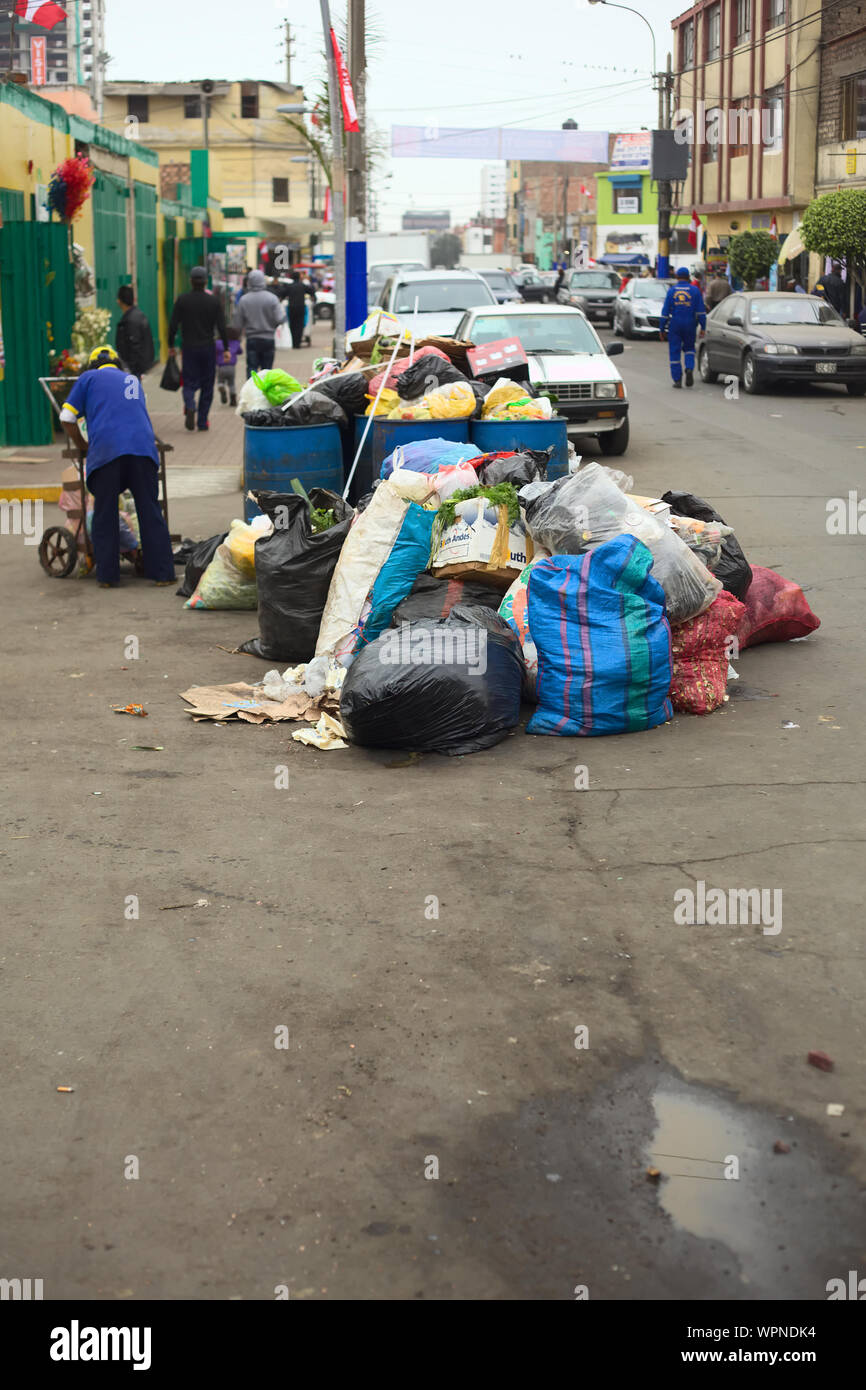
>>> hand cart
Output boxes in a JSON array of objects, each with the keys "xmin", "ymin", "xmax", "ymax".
[{"xmin": 35, "ymin": 375, "xmax": 176, "ymax": 578}]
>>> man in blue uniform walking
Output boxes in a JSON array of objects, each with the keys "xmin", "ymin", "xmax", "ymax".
[
  {"xmin": 60, "ymin": 345, "xmax": 175, "ymax": 588},
  {"xmin": 660, "ymin": 266, "xmax": 707, "ymax": 388}
]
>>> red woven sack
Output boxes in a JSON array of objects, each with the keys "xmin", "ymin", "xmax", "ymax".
[
  {"xmin": 671, "ymin": 591, "xmax": 746, "ymax": 715},
  {"xmin": 736, "ymin": 566, "xmax": 820, "ymax": 649}
]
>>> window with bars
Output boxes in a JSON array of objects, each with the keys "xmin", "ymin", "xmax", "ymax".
[
  {"xmin": 730, "ymin": 101, "xmax": 756, "ymax": 157},
  {"xmin": 272, "ymin": 177, "xmax": 289, "ymax": 203},
  {"xmin": 767, "ymin": 0, "xmax": 785, "ymax": 30},
  {"xmin": 704, "ymin": 107, "xmax": 722, "ymax": 161},
  {"xmin": 735, "ymin": 0, "xmax": 751, "ymax": 42},
  {"xmin": 841, "ymin": 72, "xmax": 866, "ymax": 140},
  {"xmin": 184, "ymin": 94, "xmax": 201, "ymax": 118},
  {"xmin": 706, "ymin": 5, "xmax": 721, "ymax": 60},
  {"xmin": 127, "ymin": 95, "xmax": 149, "ymax": 122},
  {"xmin": 681, "ymin": 20, "xmax": 695, "ymax": 68},
  {"xmin": 241, "ymin": 82, "xmax": 259, "ymax": 118}
]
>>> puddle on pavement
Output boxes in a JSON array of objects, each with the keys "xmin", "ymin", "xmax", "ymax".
[{"xmin": 728, "ymin": 684, "xmax": 773, "ymax": 701}]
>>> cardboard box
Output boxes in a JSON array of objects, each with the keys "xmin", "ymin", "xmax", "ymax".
[
  {"xmin": 627, "ymin": 493, "xmax": 672, "ymax": 524},
  {"xmin": 431, "ymin": 498, "xmax": 532, "ymax": 590}
]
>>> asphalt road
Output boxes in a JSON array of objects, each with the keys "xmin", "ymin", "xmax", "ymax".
[{"xmin": 2, "ymin": 338, "xmax": 864, "ymax": 1301}]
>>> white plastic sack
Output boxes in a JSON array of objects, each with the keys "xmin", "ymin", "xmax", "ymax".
[
  {"xmin": 236, "ymin": 376, "xmax": 270, "ymax": 417},
  {"xmin": 314, "ymin": 472, "xmax": 437, "ymax": 667},
  {"xmin": 523, "ymin": 463, "xmax": 721, "ymax": 623}
]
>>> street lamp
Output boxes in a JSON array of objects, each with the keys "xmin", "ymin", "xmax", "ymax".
[{"xmin": 586, "ymin": 0, "xmax": 656, "ymax": 81}]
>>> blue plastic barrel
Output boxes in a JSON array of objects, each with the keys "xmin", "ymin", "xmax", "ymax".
[
  {"xmin": 470, "ymin": 417, "xmax": 569, "ymax": 480},
  {"xmin": 372, "ymin": 418, "xmax": 470, "ymax": 478},
  {"xmin": 243, "ymin": 423, "xmax": 344, "ymax": 520}
]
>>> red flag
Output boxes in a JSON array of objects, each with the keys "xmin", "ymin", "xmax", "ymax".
[
  {"xmin": 330, "ymin": 27, "xmax": 360, "ymax": 133},
  {"xmin": 769, "ymin": 215, "xmax": 778, "ymax": 238},
  {"xmin": 688, "ymin": 208, "xmax": 701, "ymax": 249},
  {"xmin": 15, "ymin": 0, "xmax": 66, "ymax": 29},
  {"xmin": 323, "ymin": 184, "xmax": 332, "ymax": 224}
]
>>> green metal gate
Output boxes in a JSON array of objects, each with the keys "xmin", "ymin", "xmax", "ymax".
[
  {"xmin": 92, "ymin": 169, "xmax": 128, "ymax": 336},
  {"xmin": 133, "ymin": 181, "xmax": 160, "ymax": 358},
  {"xmin": 0, "ymin": 221, "xmax": 75, "ymax": 447}
]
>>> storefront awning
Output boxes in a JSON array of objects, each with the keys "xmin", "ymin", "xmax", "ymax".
[{"xmin": 777, "ymin": 228, "xmax": 804, "ymax": 264}]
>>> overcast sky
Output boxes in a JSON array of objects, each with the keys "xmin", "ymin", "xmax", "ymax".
[{"xmin": 105, "ymin": 0, "xmax": 679, "ymax": 229}]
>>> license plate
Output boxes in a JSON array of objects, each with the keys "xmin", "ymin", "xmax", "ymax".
[{"xmin": 816, "ymin": 362, "xmax": 837, "ymax": 374}]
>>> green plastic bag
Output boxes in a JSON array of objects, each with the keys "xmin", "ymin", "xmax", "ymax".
[{"xmin": 252, "ymin": 369, "xmax": 302, "ymax": 405}]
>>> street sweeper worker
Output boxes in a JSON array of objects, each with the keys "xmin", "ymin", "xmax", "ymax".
[{"xmin": 59, "ymin": 345, "xmax": 175, "ymax": 588}]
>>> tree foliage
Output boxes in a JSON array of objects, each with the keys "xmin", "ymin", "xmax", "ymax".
[
  {"xmin": 727, "ymin": 230, "xmax": 779, "ymax": 288},
  {"xmin": 431, "ymin": 232, "xmax": 462, "ymax": 269},
  {"xmin": 800, "ymin": 189, "xmax": 866, "ymax": 281}
]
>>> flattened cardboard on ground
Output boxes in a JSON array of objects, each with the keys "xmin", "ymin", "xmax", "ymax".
[{"xmin": 180, "ymin": 682, "xmax": 337, "ymax": 724}]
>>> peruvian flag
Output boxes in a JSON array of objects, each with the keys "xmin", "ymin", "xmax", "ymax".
[
  {"xmin": 769, "ymin": 214, "xmax": 779, "ymax": 238},
  {"xmin": 330, "ymin": 27, "xmax": 360, "ymax": 134},
  {"xmin": 323, "ymin": 184, "xmax": 332, "ymax": 224},
  {"xmin": 687, "ymin": 208, "xmax": 701, "ymax": 249},
  {"xmin": 15, "ymin": 0, "xmax": 67, "ymax": 29}
]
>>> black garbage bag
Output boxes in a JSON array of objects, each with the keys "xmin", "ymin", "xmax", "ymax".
[
  {"xmin": 176, "ymin": 531, "xmax": 227, "ymax": 598},
  {"xmin": 396, "ymin": 355, "xmax": 468, "ymax": 400},
  {"xmin": 159, "ymin": 356, "xmax": 181, "ymax": 392},
  {"xmin": 237, "ymin": 489, "xmax": 353, "ymax": 662},
  {"xmin": 478, "ymin": 447, "xmax": 551, "ymax": 488},
  {"xmin": 661, "ymin": 489, "xmax": 753, "ymax": 600},
  {"xmin": 391, "ymin": 572, "xmax": 505, "ymax": 626},
  {"xmin": 281, "ymin": 390, "xmax": 348, "ymax": 429},
  {"xmin": 241, "ymin": 406, "xmax": 287, "ymax": 427},
  {"xmin": 340, "ymin": 609, "xmax": 523, "ymax": 756},
  {"xmin": 312, "ymin": 371, "xmax": 369, "ymax": 416},
  {"xmin": 467, "ymin": 380, "xmax": 489, "ymax": 418}
]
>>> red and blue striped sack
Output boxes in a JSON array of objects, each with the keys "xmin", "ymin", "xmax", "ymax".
[{"xmin": 526, "ymin": 538, "xmax": 673, "ymax": 737}]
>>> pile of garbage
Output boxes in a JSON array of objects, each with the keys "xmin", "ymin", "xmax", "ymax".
[{"xmin": 178, "ymin": 437, "xmax": 821, "ymax": 754}]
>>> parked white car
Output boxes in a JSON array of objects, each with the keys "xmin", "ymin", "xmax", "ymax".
[
  {"xmin": 376, "ymin": 268, "xmax": 497, "ymax": 338},
  {"xmin": 454, "ymin": 303, "xmax": 629, "ymax": 456}
]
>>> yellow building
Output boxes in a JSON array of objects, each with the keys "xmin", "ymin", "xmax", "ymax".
[
  {"xmin": 100, "ymin": 80, "xmax": 322, "ymax": 263},
  {"xmin": 671, "ymin": 0, "xmax": 822, "ymax": 284}
]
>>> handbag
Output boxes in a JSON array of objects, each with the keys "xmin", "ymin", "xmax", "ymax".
[{"xmin": 160, "ymin": 355, "xmax": 181, "ymax": 392}]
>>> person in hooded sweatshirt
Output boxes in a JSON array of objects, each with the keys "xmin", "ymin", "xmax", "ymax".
[{"xmin": 231, "ymin": 269, "xmax": 286, "ymax": 377}]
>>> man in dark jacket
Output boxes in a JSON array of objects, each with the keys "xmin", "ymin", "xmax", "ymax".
[
  {"xmin": 115, "ymin": 286, "xmax": 155, "ymax": 377},
  {"xmin": 168, "ymin": 267, "xmax": 230, "ymax": 431},
  {"xmin": 704, "ymin": 272, "xmax": 732, "ymax": 310},
  {"xmin": 284, "ymin": 269, "xmax": 315, "ymax": 349},
  {"xmin": 815, "ymin": 261, "xmax": 847, "ymax": 317}
]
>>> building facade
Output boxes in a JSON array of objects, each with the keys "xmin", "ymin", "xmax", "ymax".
[
  {"xmin": 101, "ymin": 81, "xmax": 317, "ymax": 259},
  {"xmin": 670, "ymin": 0, "xmax": 821, "ymax": 279},
  {"xmin": 816, "ymin": 0, "xmax": 866, "ymax": 196},
  {"xmin": 0, "ymin": 0, "xmax": 107, "ymax": 110},
  {"xmin": 480, "ymin": 163, "xmax": 507, "ymax": 219},
  {"xmin": 506, "ymin": 160, "xmax": 603, "ymax": 264}
]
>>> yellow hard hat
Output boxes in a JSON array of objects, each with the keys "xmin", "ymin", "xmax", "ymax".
[{"xmin": 89, "ymin": 344, "xmax": 120, "ymax": 367}]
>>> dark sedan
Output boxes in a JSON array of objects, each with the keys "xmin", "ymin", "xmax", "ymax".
[
  {"xmin": 699, "ymin": 292, "xmax": 866, "ymax": 395},
  {"xmin": 479, "ymin": 269, "xmax": 522, "ymax": 304},
  {"xmin": 512, "ymin": 268, "xmax": 556, "ymax": 302},
  {"xmin": 557, "ymin": 269, "xmax": 621, "ymax": 326}
]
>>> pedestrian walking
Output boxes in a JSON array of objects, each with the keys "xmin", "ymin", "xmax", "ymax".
[
  {"xmin": 59, "ymin": 346, "xmax": 175, "ymax": 588},
  {"xmin": 167, "ymin": 266, "xmax": 230, "ymax": 432},
  {"xmin": 704, "ymin": 271, "xmax": 732, "ymax": 310},
  {"xmin": 283, "ymin": 269, "xmax": 316, "ymax": 349},
  {"xmin": 215, "ymin": 335, "xmax": 242, "ymax": 407},
  {"xmin": 115, "ymin": 286, "xmax": 155, "ymax": 378},
  {"xmin": 231, "ymin": 269, "xmax": 286, "ymax": 377},
  {"xmin": 659, "ymin": 266, "xmax": 707, "ymax": 389},
  {"xmin": 814, "ymin": 261, "xmax": 847, "ymax": 316}
]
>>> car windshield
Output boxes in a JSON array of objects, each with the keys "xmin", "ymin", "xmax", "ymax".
[
  {"xmin": 633, "ymin": 281, "xmax": 668, "ymax": 301},
  {"xmin": 483, "ymin": 273, "xmax": 515, "ymax": 291},
  {"xmin": 571, "ymin": 272, "xmax": 618, "ymax": 289},
  {"xmin": 395, "ymin": 280, "xmax": 494, "ymax": 312},
  {"xmin": 748, "ymin": 299, "xmax": 843, "ymax": 326},
  {"xmin": 468, "ymin": 313, "xmax": 601, "ymax": 353},
  {"xmin": 370, "ymin": 262, "xmax": 424, "ymax": 288}
]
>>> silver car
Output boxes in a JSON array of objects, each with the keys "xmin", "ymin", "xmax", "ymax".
[
  {"xmin": 557, "ymin": 268, "xmax": 621, "ymax": 326},
  {"xmin": 613, "ymin": 278, "xmax": 675, "ymax": 339}
]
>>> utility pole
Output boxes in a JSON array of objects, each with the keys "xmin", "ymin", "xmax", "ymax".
[
  {"xmin": 656, "ymin": 55, "xmax": 673, "ymax": 278},
  {"xmin": 284, "ymin": 21, "xmax": 292, "ymax": 84},
  {"xmin": 345, "ymin": 0, "xmax": 367, "ymax": 330},
  {"xmin": 320, "ymin": 0, "xmax": 345, "ymax": 347}
]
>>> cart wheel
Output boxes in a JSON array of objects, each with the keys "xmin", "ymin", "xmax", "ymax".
[{"xmin": 38, "ymin": 526, "xmax": 78, "ymax": 577}]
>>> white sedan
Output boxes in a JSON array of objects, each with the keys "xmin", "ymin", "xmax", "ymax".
[{"xmin": 454, "ymin": 303, "xmax": 630, "ymax": 456}]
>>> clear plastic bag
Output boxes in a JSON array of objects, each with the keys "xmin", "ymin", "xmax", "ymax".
[
  {"xmin": 423, "ymin": 380, "xmax": 477, "ymax": 419},
  {"xmin": 523, "ymin": 463, "xmax": 721, "ymax": 623}
]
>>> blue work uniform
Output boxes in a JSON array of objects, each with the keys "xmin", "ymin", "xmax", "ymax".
[
  {"xmin": 660, "ymin": 282, "xmax": 707, "ymax": 382},
  {"xmin": 63, "ymin": 365, "xmax": 174, "ymax": 585}
]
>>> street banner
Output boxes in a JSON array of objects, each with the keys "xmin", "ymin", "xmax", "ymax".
[
  {"xmin": 391, "ymin": 126, "xmax": 608, "ymax": 163},
  {"xmin": 30, "ymin": 35, "xmax": 46, "ymax": 84},
  {"xmin": 330, "ymin": 27, "xmax": 359, "ymax": 134}
]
